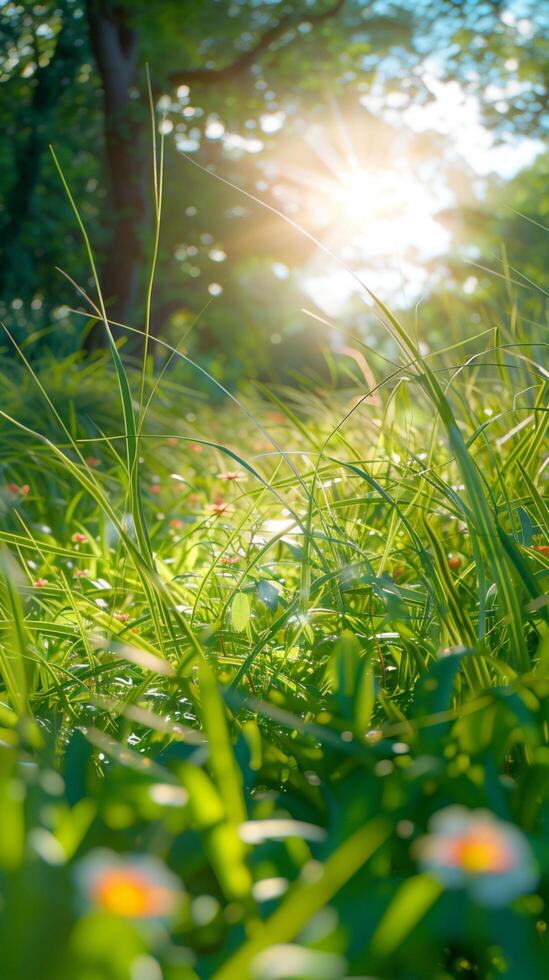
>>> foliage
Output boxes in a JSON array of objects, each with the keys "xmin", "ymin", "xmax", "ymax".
[{"xmin": 1, "ymin": 0, "xmax": 548, "ymax": 364}]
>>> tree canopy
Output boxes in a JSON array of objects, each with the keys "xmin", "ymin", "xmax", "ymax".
[{"xmin": 1, "ymin": 0, "xmax": 547, "ymax": 370}]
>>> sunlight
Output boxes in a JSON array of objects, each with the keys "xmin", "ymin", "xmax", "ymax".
[
  {"xmin": 273, "ymin": 77, "xmax": 543, "ymax": 314},
  {"xmin": 325, "ymin": 167, "xmax": 449, "ymax": 255},
  {"xmin": 299, "ymin": 161, "xmax": 451, "ymax": 315}
]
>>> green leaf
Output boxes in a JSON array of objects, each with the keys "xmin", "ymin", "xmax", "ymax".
[
  {"xmin": 371, "ymin": 874, "xmax": 442, "ymax": 956},
  {"xmin": 213, "ymin": 818, "xmax": 390, "ymax": 979},
  {"xmin": 231, "ymin": 592, "xmax": 251, "ymax": 633}
]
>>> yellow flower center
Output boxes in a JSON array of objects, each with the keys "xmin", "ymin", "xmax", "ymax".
[
  {"xmin": 452, "ymin": 830, "xmax": 512, "ymax": 874},
  {"xmin": 93, "ymin": 870, "xmax": 172, "ymax": 917}
]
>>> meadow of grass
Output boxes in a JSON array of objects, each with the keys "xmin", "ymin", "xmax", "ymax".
[
  {"xmin": 0, "ymin": 300, "xmax": 546, "ymax": 979},
  {"xmin": 0, "ymin": 152, "xmax": 548, "ymax": 978}
]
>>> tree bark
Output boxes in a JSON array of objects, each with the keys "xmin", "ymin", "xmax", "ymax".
[{"xmin": 85, "ymin": 0, "xmax": 147, "ymax": 349}]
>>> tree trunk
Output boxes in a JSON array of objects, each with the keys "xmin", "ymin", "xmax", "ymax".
[{"xmin": 85, "ymin": 0, "xmax": 148, "ymax": 350}]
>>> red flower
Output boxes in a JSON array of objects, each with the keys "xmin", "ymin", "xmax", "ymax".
[
  {"xmin": 534, "ymin": 544, "xmax": 549, "ymax": 555},
  {"xmin": 150, "ymin": 485, "xmax": 161, "ymax": 495},
  {"xmin": 170, "ymin": 518, "xmax": 184, "ymax": 530},
  {"xmin": 72, "ymin": 532, "xmax": 88, "ymax": 544},
  {"xmin": 85, "ymin": 456, "xmax": 100, "ymax": 468},
  {"xmin": 448, "ymin": 555, "xmax": 461, "ymax": 571},
  {"xmin": 189, "ymin": 443, "xmax": 202, "ymax": 454},
  {"xmin": 33, "ymin": 578, "xmax": 49, "ymax": 588}
]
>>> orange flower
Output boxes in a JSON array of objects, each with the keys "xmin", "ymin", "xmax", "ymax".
[
  {"xmin": 415, "ymin": 806, "xmax": 538, "ymax": 907},
  {"xmin": 150, "ymin": 484, "xmax": 161, "ymax": 495},
  {"xmin": 189, "ymin": 443, "xmax": 202, "ymax": 454},
  {"xmin": 534, "ymin": 544, "xmax": 549, "ymax": 555},
  {"xmin": 33, "ymin": 578, "xmax": 49, "ymax": 588},
  {"xmin": 448, "ymin": 555, "xmax": 461, "ymax": 570},
  {"xmin": 218, "ymin": 470, "xmax": 246, "ymax": 481},
  {"xmin": 76, "ymin": 850, "xmax": 183, "ymax": 920},
  {"xmin": 8, "ymin": 483, "xmax": 30, "ymax": 496},
  {"xmin": 170, "ymin": 518, "xmax": 184, "ymax": 530},
  {"xmin": 71, "ymin": 532, "xmax": 88, "ymax": 544}
]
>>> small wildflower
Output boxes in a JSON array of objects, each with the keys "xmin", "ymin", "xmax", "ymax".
[
  {"xmin": 219, "ymin": 554, "xmax": 239, "ymax": 565},
  {"xmin": 207, "ymin": 500, "xmax": 233, "ymax": 515},
  {"xmin": 218, "ymin": 470, "xmax": 246, "ymax": 482},
  {"xmin": 170, "ymin": 518, "xmax": 184, "ymax": 530},
  {"xmin": 33, "ymin": 578, "xmax": 49, "ymax": 588},
  {"xmin": 6, "ymin": 482, "xmax": 30, "ymax": 497},
  {"xmin": 75, "ymin": 849, "xmax": 183, "ymax": 920},
  {"xmin": 165, "ymin": 437, "xmax": 179, "ymax": 446},
  {"xmin": 113, "ymin": 611, "xmax": 130, "ymax": 623},
  {"xmin": 448, "ymin": 555, "xmax": 461, "ymax": 571},
  {"xmin": 189, "ymin": 443, "xmax": 202, "ymax": 454},
  {"xmin": 85, "ymin": 456, "xmax": 100, "ymax": 468},
  {"xmin": 150, "ymin": 485, "xmax": 161, "ymax": 495},
  {"xmin": 71, "ymin": 532, "xmax": 88, "ymax": 544},
  {"xmin": 415, "ymin": 806, "xmax": 538, "ymax": 907}
]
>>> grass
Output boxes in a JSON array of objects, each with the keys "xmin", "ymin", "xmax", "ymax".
[{"xmin": 0, "ymin": 155, "xmax": 547, "ymax": 978}]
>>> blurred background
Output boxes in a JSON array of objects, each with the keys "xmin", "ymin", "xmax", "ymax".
[{"xmin": 1, "ymin": 0, "xmax": 547, "ymax": 384}]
